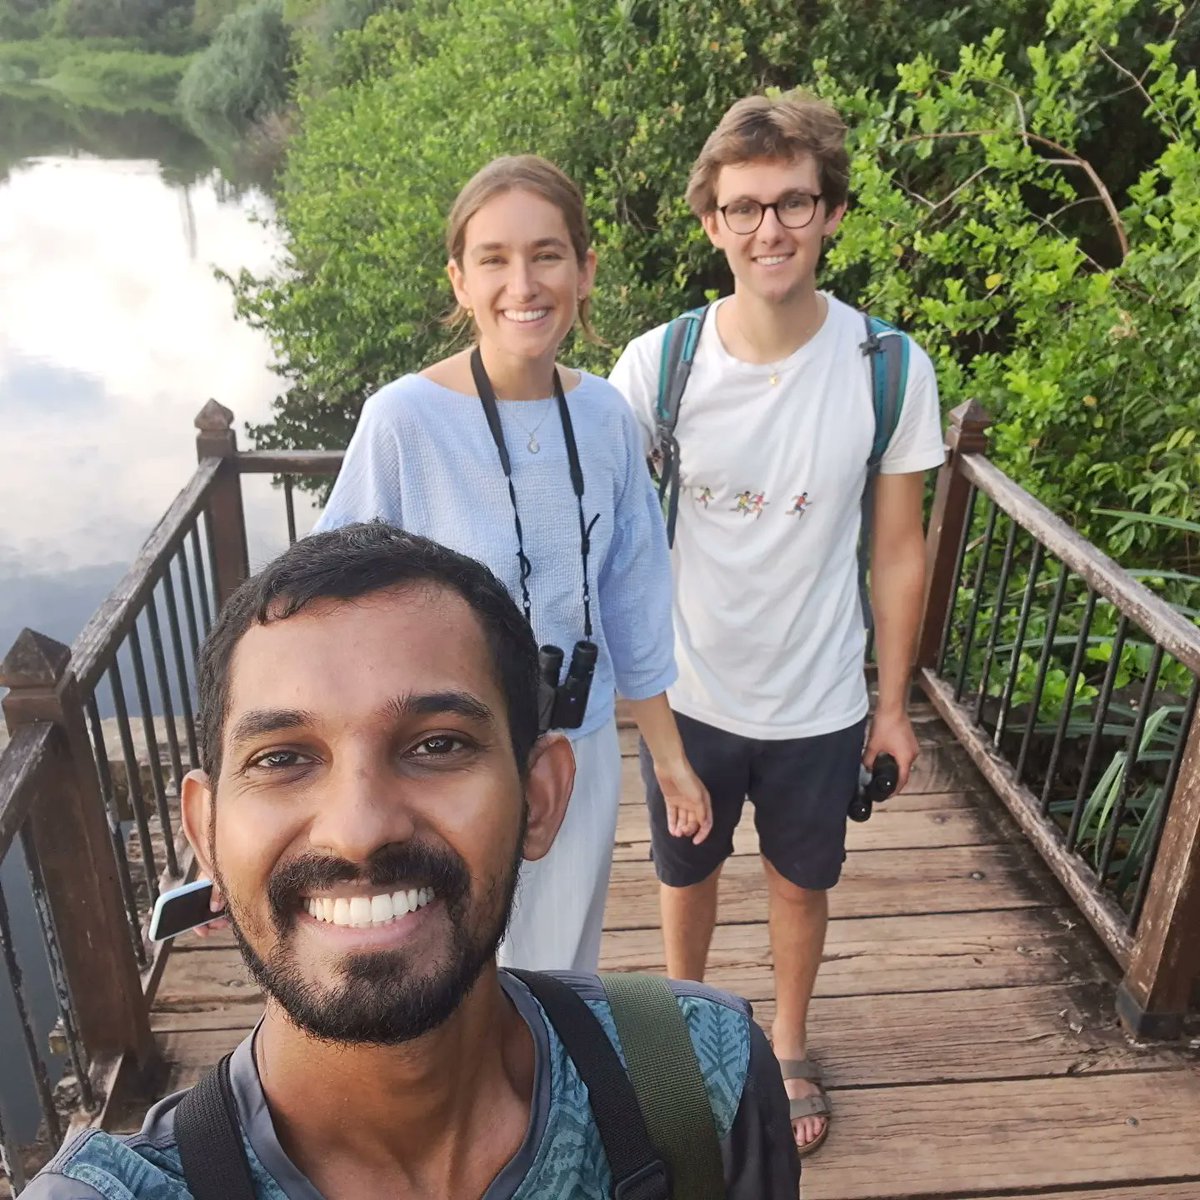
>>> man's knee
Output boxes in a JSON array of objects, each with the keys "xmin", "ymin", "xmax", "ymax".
[{"xmin": 762, "ymin": 858, "xmax": 829, "ymax": 909}]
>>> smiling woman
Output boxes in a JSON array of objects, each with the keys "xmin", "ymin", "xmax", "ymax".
[{"xmin": 309, "ymin": 154, "xmax": 712, "ymax": 976}]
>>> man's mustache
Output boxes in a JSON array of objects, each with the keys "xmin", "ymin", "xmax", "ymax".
[{"xmin": 267, "ymin": 841, "xmax": 471, "ymax": 929}]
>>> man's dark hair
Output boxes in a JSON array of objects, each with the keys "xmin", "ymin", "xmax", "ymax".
[{"xmin": 197, "ymin": 522, "xmax": 539, "ymax": 779}]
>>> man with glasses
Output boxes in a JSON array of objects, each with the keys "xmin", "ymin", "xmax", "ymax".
[{"xmin": 610, "ymin": 92, "xmax": 945, "ymax": 1157}]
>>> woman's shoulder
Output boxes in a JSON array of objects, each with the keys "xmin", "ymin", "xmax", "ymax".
[{"xmin": 360, "ymin": 373, "xmax": 464, "ymax": 426}]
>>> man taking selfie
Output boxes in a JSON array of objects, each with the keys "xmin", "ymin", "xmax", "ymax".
[{"xmin": 24, "ymin": 523, "xmax": 797, "ymax": 1199}]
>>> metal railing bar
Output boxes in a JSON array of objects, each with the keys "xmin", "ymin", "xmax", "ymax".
[
  {"xmin": 202, "ymin": 508, "xmax": 221, "ymax": 617},
  {"xmin": 144, "ymin": 598, "xmax": 184, "ymax": 805},
  {"xmin": 961, "ymin": 454, "xmax": 1200, "ymax": 675},
  {"xmin": 19, "ymin": 826, "xmax": 94, "ymax": 1112},
  {"xmin": 128, "ymin": 623, "xmax": 179, "ymax": 881},
  {"xmin": 973, "ymin": 517, "xmax": 1020, "ymax": 726},
  {"xmin": 160, "ymin": 571, "xmax": 199, "ymax": 771},
  {"xmin": 1040, "ymin": 587, "xmax": 1099, "ymax": 815},
  {"xmin": 996, "ymin": 541, "xmax": 1046, "ymax": 748},
  {"xmin": 1096, "ymin": 644, "xmax": 1166, "ymax": 882},
  {"xmin": 70, "ymin": 460, "xmax": 220, "ymax": 693},
  {"xmin": 936, "ymin": 483, "xmax": 978, "ymax": 675},
  {"xmin": 84, "ymin": 696, "xmax": 145, "ymax": 969},
  {"xmin": 189, "ymin": 525, "xmax": 213, "ymax": 636},
  {"xmin": 107, "ymin": 660, "xmax": 160, "ymax": 906},
  {"xmin": 1128, "ymin": 675, "xmax": 1200, "ymax": 929},
  {"xmin": 1065, "ymin": 613, "xmax": 1129, "ymax": 853},
  {"xmin": 0, "ymin": 875, "xmax": 63, "ymax": 1146},
  {"xmin": 954, "ymin": 499, "xmax": 1000, "ymax": 702},
  {"xmin": 175, "ymin": 544, "xmax": 203, "ymax": 667},
  {"xmin": 1016, "ymin": 563, "xmax": 1070, "ymax": 783},
  {"xmin": 284, "ymin": 476, "xmax": 298, "ymax": 546},
  {"xmin": 0, "ymin": 1093, "xmax": 27, "ymax": 1194}
]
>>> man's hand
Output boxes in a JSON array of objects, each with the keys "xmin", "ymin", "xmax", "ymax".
[
  {"xmin": 191, "ymin": 882, "xmax": 231, "ymax": 940},
  {"xmin": 863, "ymin": 709, "xmax": 919, "ymax": 792},
  {"xmin": 656, "ymin": 757, "xmax": 714, "ymax": 845}
]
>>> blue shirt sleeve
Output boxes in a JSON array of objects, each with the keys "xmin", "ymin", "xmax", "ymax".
[
  {"xmin": 596, "ymin": 404, "xmax": 677, "ymax": 701},
  {"xmin": 312, "ymin": 386, "xmax": 405, "ymax": 532}
]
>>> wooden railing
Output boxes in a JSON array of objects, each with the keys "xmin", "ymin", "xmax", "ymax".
[
  {"xmin": 1, "ymin": 397, "xmax": 1198, "ymax": 1191},
  {"xmin": 918, "ymin": 401, "xmax": 1200, "ymax": 1039}
]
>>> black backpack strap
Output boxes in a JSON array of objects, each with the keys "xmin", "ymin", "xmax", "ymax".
[
  {"xmin": 858, "ymin": 312, "xmax": 911, "ymax": 631},
  {"xmin": 175, "ymin": 1053, "xmax": 257, "ymax": 1200},
  {"xmin": 601, "ymin": 973, "xmax": 726, "ymax": 1200},
  {"xmin": 509, "ymin": 970, "xmax": 670, "ymax": 1200},
  {"xmin": 653, "ymin": 304, "xmax": 710, "ymax": 548}
]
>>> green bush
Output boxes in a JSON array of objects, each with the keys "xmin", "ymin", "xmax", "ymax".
[
  {"xmin": 178, "ymin": 0, "xmax": 293, "ymax": 125},
  {"xmin": 237, "ymin": 0, "xmax": 1200, "ymax": 580}
]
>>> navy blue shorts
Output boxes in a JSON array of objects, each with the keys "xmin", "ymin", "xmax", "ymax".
[{"xmin": 640, "ymin": 711, "xmax": 868, "ymax": 891}]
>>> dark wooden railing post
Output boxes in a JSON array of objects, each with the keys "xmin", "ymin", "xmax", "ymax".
[
  {"xmin": 0, "ymin": 630, "xmax": 156, "ymax": 1073},
  {"xmin": 195, "ymin": 400, "xmax": 249, "ymax": 610},
  {"xmin": 1117, "ymin": 705, "xmax": 1200, "ymax": 1039},
  {"xmin": 917, "ymin": 399, "xmax": 992, "ymax": 669}
]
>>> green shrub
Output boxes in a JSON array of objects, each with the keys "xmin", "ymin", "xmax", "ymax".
[
  {"xmin": 237, "ymin": 0, "xmax": 1200, "ymax": 580},
  {"xmin": 178, "ymin": 0, "xmax": 293, "ymax": 125}
]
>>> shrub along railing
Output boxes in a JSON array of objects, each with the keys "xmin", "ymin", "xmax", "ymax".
[
  {"xmin": 919, "ymin": 401, "xmax": 1200, "ymax": 1039},
  {"xmin": 1, "ymin": 398, "xmax": 1198, "ymax": 1190}
]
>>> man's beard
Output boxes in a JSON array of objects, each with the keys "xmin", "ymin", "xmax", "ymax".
[{"xmin": 215, "ymin": 814, "xmax": 526, "ymax": 1045}]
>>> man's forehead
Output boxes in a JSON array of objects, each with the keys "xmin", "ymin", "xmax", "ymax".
[
  {"xmin": 225, "ymin": 584, "xmax": 498, "ymax": 715},
  {"xmin": 717, "ymin": 154, "xmax": 819, "ymax": 195}
]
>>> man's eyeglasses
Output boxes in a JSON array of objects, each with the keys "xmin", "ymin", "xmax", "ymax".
[{"xmin": 717, "ymin": 192, "xmax": 823, "ymax": 235}]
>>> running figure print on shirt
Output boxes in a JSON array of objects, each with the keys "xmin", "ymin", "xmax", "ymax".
[
  {"xmin": 732, "ymin": 490, "xmax": 769, "ymax": 518},
  {"xmin": 693, "ymin": 485, "xmax": 715, "ymax": 508},
  {"xmin": 788, "ymin": 492, "xmax": 812, "ymax": 519}
]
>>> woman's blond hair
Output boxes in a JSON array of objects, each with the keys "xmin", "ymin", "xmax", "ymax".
[
  {"xmin": 686, "ymin": 93, "xmax": 850, "ymax": 217},
  {"xmin": 445, "ymin": 154, "xmax": 599, "ymax": 342}
]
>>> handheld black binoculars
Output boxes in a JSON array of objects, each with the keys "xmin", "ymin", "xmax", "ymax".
[{"xmin": 848, "ymin": 752, "xmax": 900, "ymax": 823}]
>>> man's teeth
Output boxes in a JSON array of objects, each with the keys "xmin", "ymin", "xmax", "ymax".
[
  {"xmin": 504, "ymin": 309, "xmax": 548, "ymax": 322},
  {"xmin": 305, "ymin": 888, "xmax": 436, "ymax": 927},
  {"xmin": 756, "ymin": 255, "xmax": 790, "ymax": 265}
]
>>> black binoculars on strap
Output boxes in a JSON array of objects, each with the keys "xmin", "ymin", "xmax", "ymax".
[
  {"xmin": 538, "ymin": 640, "xmax": 598, "ymax": 734},
  {"xmin": 848, "ymin": 752, "xmax": 900, "ymax": 823}
]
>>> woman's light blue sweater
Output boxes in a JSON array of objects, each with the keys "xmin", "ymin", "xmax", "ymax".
[{"xmin": 313, "ymin": 371, "xmax": 676, "ymax": 738}]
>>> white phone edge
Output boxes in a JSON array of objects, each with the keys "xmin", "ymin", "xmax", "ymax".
[{"xmin": 148, "ymin": 878, "xmax": 218, "ymax": 941}]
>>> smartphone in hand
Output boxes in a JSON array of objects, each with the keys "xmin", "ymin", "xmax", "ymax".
[{"xmin": 148, "ymin": 879, "xmax": 225, "ymax": 941}]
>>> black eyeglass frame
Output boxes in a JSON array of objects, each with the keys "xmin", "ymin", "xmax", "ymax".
[{"xmin": 716, "ymin": 191, "xmax": 825, "ymax": 235}]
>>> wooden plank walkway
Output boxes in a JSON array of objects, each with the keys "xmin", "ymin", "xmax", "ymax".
[{"xmin": 132, "ymin": 704, "xmax": 1200, "ymax": 1198}]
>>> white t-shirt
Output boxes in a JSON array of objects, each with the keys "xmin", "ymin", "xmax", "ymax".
[{"xmin": 609, "ymin": 294, "xmax": 946, "ymax": 740}]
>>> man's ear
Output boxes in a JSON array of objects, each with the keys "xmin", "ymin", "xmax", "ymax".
[
  {"xmin": 700, "ymin": 210, "xmax": 723, "ymax": 248},
  {"xmin": 520, "ymin": 733, "xmax": 576, "ymax": 863},
  {"xmin": 181, "ymin": 769, "xmax": 222, "ymax": 904},
  {"xmin": 822, "ymin": 200, "xmax": 848, "ymax": 239}
]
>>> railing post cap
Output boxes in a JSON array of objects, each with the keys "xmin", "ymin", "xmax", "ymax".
[
  {"xmin": 949, "ymin": 398, "xmax": 991, "ymax": 432},
  {"xmin": 195, "ymin": 400, "xmax": 235, "ymax": 432},
  {"xmin": 0, "ymin": 628, "xmax": 71, "ymax": 689}
]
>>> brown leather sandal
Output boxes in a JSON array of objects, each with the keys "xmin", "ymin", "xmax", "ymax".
[{"xmin": 778, "ymin": 1057, "xmax": 832, "ymax": 1157}]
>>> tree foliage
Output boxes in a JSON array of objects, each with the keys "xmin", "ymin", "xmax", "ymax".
[{"xmin": 236, "ymin": 0, "xmax": 1200, "ymax": 577}]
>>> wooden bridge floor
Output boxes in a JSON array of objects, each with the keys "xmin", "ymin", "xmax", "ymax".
[{"xmin": 132, "ymin": 704, "xmax": 1200, "ymax": 1199}]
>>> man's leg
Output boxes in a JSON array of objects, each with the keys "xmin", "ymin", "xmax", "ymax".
[
  {"xmin": 659, "ymin": 863, "xmax": 723, "ymax": 981},
  {"xmin": 640, "ymin": 712, "xmax": 749, "ymax": 981},
  {"xmin": 763, "ymin": 858, "xmax": 829, "ymax": 1148},
  {"xmin": 750, "ymin": 716, "xmax": 867, "ymax": 1151}
]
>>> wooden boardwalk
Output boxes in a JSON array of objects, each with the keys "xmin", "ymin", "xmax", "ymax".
[{"xmin": 133, "ymin": 704, "xmax": 1200, "ymax": 1199}]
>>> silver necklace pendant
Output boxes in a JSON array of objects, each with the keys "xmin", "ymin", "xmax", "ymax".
[{"xmin": 528, "ymin": 436, "xmax": 540, "ymax": 453}]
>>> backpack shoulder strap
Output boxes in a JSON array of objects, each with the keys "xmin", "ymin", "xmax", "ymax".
[
  {"xmin": 857, "ymin": 312, "xmax": 911, "ymax": 630},
  {"xmin": 601, "ymin": 973, "xmax": 726, "ymax": 1200},
  {"xmin": 509, "ymin": 969, "xmax": 670, "ymax": 1200},
  {"xmin": 653, "ymin": 304, "xmax": 711, "ymax": 549},
  {"xmin": 175, "ymin": 1053, "xmax": 257, "ymax": 1200}
]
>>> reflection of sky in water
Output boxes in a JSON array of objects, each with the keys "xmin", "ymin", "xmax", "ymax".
[{"xmin": 0, "ymin": 156, "xmax": 317, "ymax": 660}]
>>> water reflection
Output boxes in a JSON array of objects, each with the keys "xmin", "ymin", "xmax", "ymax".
[{"xmin": 0, "ymin": 113, "xmax": 313, "ymax": 671}]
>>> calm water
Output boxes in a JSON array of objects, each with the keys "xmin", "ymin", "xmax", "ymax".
[{"xmin": 0, "ymin": 95, "xmax": 314, "ymax": 1153}]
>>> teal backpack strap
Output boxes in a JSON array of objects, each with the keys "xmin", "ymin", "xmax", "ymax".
[
  {"xmin": 653, "ymin": 304, "xmax": 710, "ymax": 548},
  {"xmin": 858, "ymin": 312, "xmax": 910, "ymax": 630},
  {"xmin": 601, "ymin": 972, "xmax": 726, "ymax": 1200}
]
